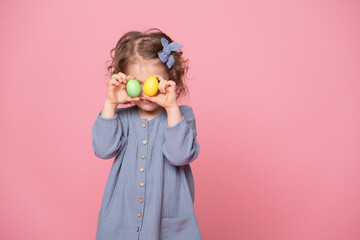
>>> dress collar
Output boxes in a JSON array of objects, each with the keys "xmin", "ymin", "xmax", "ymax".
[{"xmin": 131, "ymin": 106, "xmax": 166, "ymax": 128}]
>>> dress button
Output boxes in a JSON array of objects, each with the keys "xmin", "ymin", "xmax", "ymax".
[
  {"xmin": 136, "ymin": 227, "xmax": 139, "ymax": 232},
  {"xmin": 139, "ymin": 182, "xmax": 144, "ymax": 187},
  {"xmin": 139, "ymin": 167, "xmax": 144, "ymax": 172},
  {"xmin": 142, "ymin": 140, "xmax": 147, "ymax": 145},
  {"xmin": 138, "ymin": 198, "xmax": 143, "ymax": 203},
  {"xmin": 142, "ymin": 123, "xmax": 146, "ymax": 128},
  {"xmin": 137, "ymin": 212, "xmax": 142, "ymax": 218},
  {"xmin": 141, "ymin": 154, "xmax": 146, "ymax": 159}
]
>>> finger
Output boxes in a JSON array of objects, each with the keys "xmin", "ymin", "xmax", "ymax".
[
  {"xmin": 143, "ymin": 94, "xmax": 158, "ymax": 104},
  {"xmin": 113, "ymin": 74, "xmax": 126, "ymax": 86},
  {"xmin": 117, "ymin": 72, "xmax": 128, "ymax": 83},
  {"xmin": 165, "ymin": 80, "xmax": 176, "ymax": 91},
  {"xmin": 163, "ymin": 80, "xmax": 170, "ymax": 93},
  {"xmin": 118, "ymin": 72, "xmax": 127, "ymax": 79},
  {"xmin": 166, "ymin": 80, "xmax": 175, "ymax": 88},
  {"xmin": 164, "ymin": 80, "xmax": 175, "ymax": 94},
  {"xmin": 159, "ymin": 80, "xmax": 167, "ymax": 94},
  {"xmin": 154, "ymin": 74, "xmax": 165, "ymax": 82},
  {"xmin": 112, "ymin": 74, "xmax": 120, "ymax": 82},
  {"xmin": 161, "ymin": 80, "xmax": 174, "ymax": 93},
  {"xmin": 142, "ymin": 94, "xmax": 152, "ymax": 100},
  {"xmin": 109, "ymin": 77, "xmax": 120, "ymax": 86},
  {"xmin": 153, "ymin": 74, "xmax": 167, "ymax": 93},
  {"xmin": 157, "ymin": 80, "xmax": 163, "ymax": 93},
  {"xmin": 128, "ymin": 96, "xmax": 140, "ymax": 102},
  {"xmin": 127, "ymin": 75, "xmax": 136, "ymax": 81}
]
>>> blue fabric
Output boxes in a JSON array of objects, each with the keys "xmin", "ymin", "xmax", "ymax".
[
  {"xmin": 92, "ymin": 105, "xmax": 202, "ymax": 240},
  {"xmin": 157, "ymin": 38, "xmax": 182, "ymax": 69}
]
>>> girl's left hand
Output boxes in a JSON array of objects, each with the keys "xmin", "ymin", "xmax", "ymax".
[{"xmin": 142, "ymin": 74, "xmax": 178, "ymax": 110}]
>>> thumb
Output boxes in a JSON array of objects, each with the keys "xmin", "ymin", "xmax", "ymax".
[{"xmin": 143, "ymin": 94, "xmax": 159, "ymax": 103}]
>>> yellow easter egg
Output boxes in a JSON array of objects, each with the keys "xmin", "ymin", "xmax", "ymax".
[{"xmin": 143, "ymin": 76, "xmax": 159, "ymax": 96}]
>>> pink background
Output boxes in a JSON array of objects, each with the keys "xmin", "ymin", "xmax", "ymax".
[{"xmin": 1, "ymin": 0, "xmax": 359, "ymax": 239}]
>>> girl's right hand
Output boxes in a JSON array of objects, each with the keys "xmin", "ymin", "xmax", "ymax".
[{"xmin": 105, "ymin": 72, "xmax": 140, "ymax": 105}]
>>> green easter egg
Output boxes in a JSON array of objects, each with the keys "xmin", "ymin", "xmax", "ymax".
[{"xmin": 126, "ymin": 79, "xmax": 141, "ymax": 98}]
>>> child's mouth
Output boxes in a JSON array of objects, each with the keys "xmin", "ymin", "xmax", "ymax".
[{"xmin": 140, "ymin": 98, "xmax": 152, "ymax": 104}]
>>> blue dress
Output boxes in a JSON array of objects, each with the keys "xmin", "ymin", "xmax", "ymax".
[{"xmin": 92, "ymin": 105, "xmax": 202, "ymax": 240}]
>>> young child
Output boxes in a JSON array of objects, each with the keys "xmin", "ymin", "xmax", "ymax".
[{"xmin": 92, "ymin": 28, "xmax": 202, "ymax": 240}]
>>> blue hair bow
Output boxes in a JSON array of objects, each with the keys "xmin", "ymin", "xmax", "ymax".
[{"xmin": 157, "ymin": 38, "xmax": 183, "ymax": 69}]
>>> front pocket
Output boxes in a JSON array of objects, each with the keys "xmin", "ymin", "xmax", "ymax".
[{"xmin": 160, "ymin": 215, "xmax": 202, "ymax": 239}]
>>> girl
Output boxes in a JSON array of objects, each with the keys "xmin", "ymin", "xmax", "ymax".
[{"xmin": 91, "ymin": 28, "xmax": 202, "ymax": 240}]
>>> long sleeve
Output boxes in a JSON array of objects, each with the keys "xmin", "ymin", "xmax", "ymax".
[
  {"xmin": 162, "ymin": 105, "xmax": 200, "ymax": 166},
  {"xmin": 91, "ymin": 108, "xmax": 128, "ymax": 159}
]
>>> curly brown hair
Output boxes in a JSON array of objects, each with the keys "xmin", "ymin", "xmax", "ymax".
[{"xmin": 106, "ymin": 28, "xmax": 190, "ymax": 99}]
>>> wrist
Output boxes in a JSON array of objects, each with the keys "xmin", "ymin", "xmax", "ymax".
[
  {"xmin": 105, "ymin": 98, "xmax": 119, "ymax": 108},
  {"xmin": 101, "ymin": 99, "xmax": 118, "ymax": 118},
  {"xmin": 165, "ymin": 104, "xmax": 182, "ymax": 127},
  {"xmin": 164, "ymin": 103, "xmax": 179, "ymax": 113}
]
